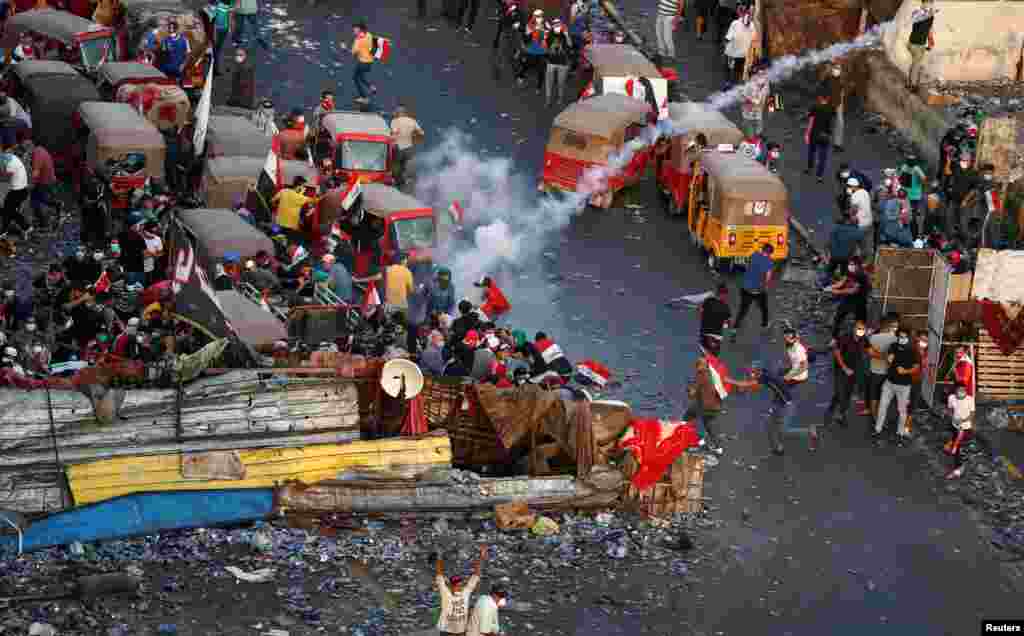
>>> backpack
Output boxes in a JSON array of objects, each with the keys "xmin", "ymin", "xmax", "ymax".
[{"xmin": 369, "ymin": 34, "xmax": 379, "ymax": 58}]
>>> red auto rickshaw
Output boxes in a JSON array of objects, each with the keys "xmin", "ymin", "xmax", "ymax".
[
  {"xmin": 312, "ymin": 111, "xmax": 394, "ymax": 186},
  {"xmin": 1, "ymin": 10, "xmax": 119, "ymax": 76},
  {"xmin": 313, "ymin": 183, "xmax": 454, "ymax": 278},
  {"xmin": 539, "ymin": 93, "xmax": 652, "ymax": 208},
  {"xmin": 656, "ymin": 101, "xmax": 744, "ymax": 216}
]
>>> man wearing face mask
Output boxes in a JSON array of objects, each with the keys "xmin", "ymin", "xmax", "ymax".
[
  {"xmin": 33, "ymin": 264, "xmax": 70, "ymax": 322},
  {"xmin": 310, "ymin": 91, "xmax": 336, "ymax": 143},
  {"xmin": 944, "ymin": 381, "xmax": 976, "ymax": 479},
  {"xmin": 64, "ymin": 247, "xmax": 95, "ymax": 286},
  {"xmin": 944, "ymin": 153, "xmax": 977, "ymax": 238},
  {"xmin": 873, "ymin": 327, "xmax": 919, "ymax": 446},
  {"xmin": 113, "ymin": 317, "xmax": 141, "ymax": 357},
  {"xmin": 227, "ymin": 48, "xmax": 256, "ymax": 109},
  {"xmin": 865, "ymin": 313, "xmax": 899, "ymax": 421},
  {"xmin": 466, "ymin": 583, "xmax": 508, "ymax": 636},
  {"xmin": 544, "ymin": 18, "xmax": 573, "ymax": 108},
  {"xmin": 845, "ymin": 177, "xmax": 873, "ymax": 259},
  {"xmin": 827, "ymin": 256, "xmax": 869, "ymax": 338},
  {"xmin": 825, "ymin": 213, "xmax": 863, "ymax": 281},
  {"xmin": 763, "ymin": 327, "xmax": 812, "ymax": 454},
  {"xmin": 827, "ymin": 319, "xmax": 866, "ymax": 428},
  {"xmin": 13, "ymin": 316, "xmax": 39, "ymax": 358},
  {"xmin": 723, "ymin": 7, "xmax": 754, "ymax": 84},
  {"xmin": 158, "ymin": 21, "xmax": 191, "ymax": 80},
  {"xmin": 909, "ymin": 329, "xmax": 929, "ymax": 414}
]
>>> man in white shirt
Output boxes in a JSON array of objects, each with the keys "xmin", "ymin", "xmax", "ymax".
[
  {"xmin": 866, "ymin": 314, "xmax": 899, "ymax": 422},
  {"xmin": 390, "ymin": 105, "xmax": 424, "ymax": 187},
  {"xmin": 0, "ymin": 152, "xmax": 30, "ymax": 237},
  {"xmin": 944, "ymin": 382, "xmax": 975, "ymax": 479},
  {"xmin": 724, "ymin": 7, "xmax": 754, "ymax": 84},
  {"xmin": 846, "ymin": 177, "xmax": 874, "ymax": 260},
  {"xmin": 436, "ymin": 545, "xmax": 486, "ymax": 635},
  {"xmin": 466, "ymin": 583, "xmax": 507, "ymax": 636},
  {"xmin": 764, "ymin": 327, "xmax": 812, "ymax": 455},
  {"xmin": 655, "ymin": 0, "xmax": 682, "ymax": 60}
]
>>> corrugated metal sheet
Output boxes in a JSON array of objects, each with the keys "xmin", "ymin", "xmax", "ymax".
[
  {"xmin": 66, "ymin": 433, "xmax": 453, "ymax": 505},
  {"xmin": 0, "ymin": 371, "xmax": 365, "ymax": 514},
  {"xmin": 976, "ymin": 113, "xmax": 1024, "ymax": 183}
]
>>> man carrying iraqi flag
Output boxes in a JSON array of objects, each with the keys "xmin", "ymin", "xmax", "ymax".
[{"xmin": 683, "ymin": 344, "xmax": 760, "ymax": 454}]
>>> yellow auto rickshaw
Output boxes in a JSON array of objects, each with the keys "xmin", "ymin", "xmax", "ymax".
[{"xmin": 687, "ymin": 148, "xmax": 790, "ymax": 272}]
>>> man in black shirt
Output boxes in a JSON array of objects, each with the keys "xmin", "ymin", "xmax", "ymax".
[
  {"xmin": 450, "ymin": 300, "xmax": 481, "ymax": 344},
  {"xmin": 803, "ymin": 94, "xmax": 835, "ymax": 182},
  {"xmin": 698, "ymin": 283, "xmax": 731, "ymax": 355},
  {"xmin": 829, "ymin": 258, "xmax": 870, "ymax": 338},
  {"xmin": 873, "ymin": 327, "xmax": 919, "ymax": 445},
  {"xmin": 827, "ymin": 319, "xmax": 865, "ymax": 428},
  {"xmin": 906, "ymin": 0, "xmax": 936, "ymax": 91}
]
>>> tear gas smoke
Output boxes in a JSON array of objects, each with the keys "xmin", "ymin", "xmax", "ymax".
[{"xmin": 414, "ymin": 24, "xmax": 891, "ymax": 293}]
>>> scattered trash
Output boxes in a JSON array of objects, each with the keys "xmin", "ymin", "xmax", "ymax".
[
  {"xmin": 595, "ymin": 512, "xmax": 614, "ymax": 525},
  {"xmin": 28, "ymin": 624, "xmax": 56, "ymax": 636},
  {"xmin": 989, "ymin": 408, "xmax": 1010, "ymax": 430},
  {"xmin": 225, "ymin": 566, "xmax": 277, "ymax": 583},
  {"xmin": 530, "ymin": 516, "xmax": 560, "ymax": 536}
]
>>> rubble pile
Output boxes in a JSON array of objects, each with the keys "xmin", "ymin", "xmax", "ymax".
[{"xmin": 0, "ymin": 509, "xmax": 722, "ymax": 635}]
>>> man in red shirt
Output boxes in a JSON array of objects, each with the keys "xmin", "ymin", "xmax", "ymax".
[{"xmin": 30, "ymin": 143, "xmax": 59, "ymax": 229}]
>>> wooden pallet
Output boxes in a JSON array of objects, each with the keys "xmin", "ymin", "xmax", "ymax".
[
  {"xmin": 624, "ymin": 452, "xmax": 706, "ymax": 516},
  {"xmin": 976, "ymin": 329, "xmax": 1024, "ymax": 399}
]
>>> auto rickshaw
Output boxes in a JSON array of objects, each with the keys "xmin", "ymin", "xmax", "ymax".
[
  {"xmin": 579, "ymin": 44, "xmax": 670, "ymax": 120},
  {"xmin": 206, "ymin": 115, "xmax": 273, "ymax": 159},
  {"xmin": 540, "ymin": 93, "xmax": 652, "ymax": 208},
  {"xmin": 656, "ymin": 101, "xmax": 744, "ymax": 217},
  {"xmin": 74, "ymin": 101, "xmax": 166, "ymax": 216},
  {"xmin": 313, "ymin": 111, "xmax": 394, "ymax": 186},
  {"xmin": 3, "ymin": 60, "xmax": 101, "ymax": 171},
  {"xmin": 116, "ymin": 0, "xmax": 209, "ymax": 96},
  {"xmin": 320, "ymin": 183, "xmax": 450, "ymax": 280},
  {"xmin": 173, "ymin": 207, "xmax": 276, "ymax": 266},
  {"xmin": 686, "ymin": 148, "xmax": 790, "ymax": 272},
  {"xmin": 96, "ymin": 61, "xmax": 189, "ymax": 132},
  {"xmin": 1, "ymin": 10, "xmax": 119, "ymax": 76},
  {"xmin": 199, "ymin": 156, "xmax": 319, "ymax": 222}
]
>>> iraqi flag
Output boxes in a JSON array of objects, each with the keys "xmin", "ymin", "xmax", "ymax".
[
  {"xmin": 362, "ymin": 278, "xmax": 382, "ymax": 317},
  {"xmin": 448, "ymin": 200, "xmax": 464, "ymax": 225},
  {"xmin": 94, "ymin": 270, "xmax": 111, "ymax": 294},
  {"xmin": 260, "ymin": 135, "xmax": 283, "ymax": 193},
  {"xmin": 341, "ymin": 176, "xmax": 362, "ymax": 211},
  {"xmin": 618, "ymin": 418, "xmax": 701, "ymax": 490},
  {"xmin": 373, "ymin": 35, "xmax": 391, "ymax": 62},
  {"xmin": 705, "ymin": 352, "xmax": 731, "ymax": 400},
  {"xmin": 580, "ymin": 81, "xmax": 595, "ymax": 99},
  {"xmin": 985, "ymin": 189, "xmax": 1002, "ymax": 214},
  {"xmin": 575, "ymin": 359, "xmax": 611, "ymax": 387}
]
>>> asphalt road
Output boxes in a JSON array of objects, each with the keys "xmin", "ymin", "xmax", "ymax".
[{"xmin": 209, "ymin": 0, "xmax": 1020, "ymax": 631}]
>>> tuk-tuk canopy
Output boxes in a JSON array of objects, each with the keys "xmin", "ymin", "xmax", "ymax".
[
  {"xmin": 207, "ymin": 115, "xmax": 272, "ymax": 158},
  {"xmin": 1, "ymin": 9, "xmax": 110, "ymax": 48},
  {"xmin": 178, "ymin": 208, "xmax": 275, "ymax": 262},
  {"xmin": 215, "ymin": 290, "xmax": 286, "ymax": 348},
  {"xmin": 9, "ymin": 59, "xmax": 79, "ymax": 82},
  {"xmin": 97, "ymin": 62, "xmax": 169, "ymax": 87},
  {"xmin": 121, "ymin": 0, "xmax": 193, "ymax": 13},
  {"xmin": 25, "ymin": 72, "xmax": 100, "ymax": 154},
  {"xmin": 588, "ymin": 44, "xmax": 660, "ymax": 78},
  {"xmin": 205, "ymin": 157, "xmax": 319, "ymax": 186},
  {"xmin": 553, "ymin": 94, "xmax": 650, "ymax": 139},
  {"xmin": 699, "ymin": 151, "xmax": 789, "ymax": 202},
  {"xmin": 667, "ymin": 101, "xmax": 743, "ymax": 139},
  {"xmin": 321, "ymin": 111, "xmax": 390, "ymax": 138},
  {"xmin": 79, "ymin": 101, "xmax": 166, "ymax": 177},
  {"xmin": 360, "ymin": 183, "xmax": 431, "ymax": 218}
]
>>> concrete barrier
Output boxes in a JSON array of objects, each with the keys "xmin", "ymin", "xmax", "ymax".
[{"xmin": 863, "ymin": 51, "xmax": 955, "ymax": 168}]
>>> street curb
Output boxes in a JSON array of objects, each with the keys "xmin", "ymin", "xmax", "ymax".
[{"xmin": 788, "ymin": 215, "xmax": 822, "ymax": 258}]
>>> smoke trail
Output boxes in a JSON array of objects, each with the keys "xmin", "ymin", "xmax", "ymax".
[{"xmin": 415, "ymin": 24, "xmax": 892, "ymax": 291}]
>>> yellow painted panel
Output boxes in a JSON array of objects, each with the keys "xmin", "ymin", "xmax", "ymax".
[{"xmin": 67, "ymin": 436, "xmax": 452, "ymax": 505}]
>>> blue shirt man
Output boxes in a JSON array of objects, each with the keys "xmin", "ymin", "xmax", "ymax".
[
  {"xmin": 427, "ymin": 267, "xmax": 456, "ymax": 317},
  {"xmin": 734, "ymin": 243, "xmax": 774, "ymax": 332}
]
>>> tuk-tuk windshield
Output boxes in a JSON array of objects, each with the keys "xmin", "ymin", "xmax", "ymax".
[
  {"xmin": 336, "ymin": 140, "xmax": 387, "ymax": 172},
  {"xmin": 392, "ymin": 215, "xmax": 434, "ymax": 251},
  {"xmin": 80, "ymin": 36, "xmax": 116, "ymax": 69}
]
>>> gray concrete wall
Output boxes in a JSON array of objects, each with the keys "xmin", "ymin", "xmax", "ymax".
[{"xmin": 864, "ymin": 51, "xmax": 956, "ymax": 169}]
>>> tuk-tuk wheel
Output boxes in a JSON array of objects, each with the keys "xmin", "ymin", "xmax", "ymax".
[
  {"xmin": 707, "ymin": 252, "xmax": 732, "ymax": 274},
  {"xmin": 668, "ymin": 194, "xmax": 683, "ymax": 218}
]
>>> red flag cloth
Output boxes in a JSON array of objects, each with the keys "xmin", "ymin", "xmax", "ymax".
[
  {"xmin": 980, "ymin": 300, "xmax": 1024, "ymax": 356},
  {"xmin": 480, "ymin": 283, "xmax": 511, "ymax": 318},
  {"xmin": 361, "ymin": 278, "xmax": 381, "ymax": 317},
  {"xmin": 400, "ymin": 394, "xmax": 427, "ymax": 435},
  {"xmin": 618, "ymin": 418, "xmax": 701, "ymax": 490},
  {"xmin": 954, "ymin": 357, "xmax": 975, "ymax": 397},
  {"xmin": 94, "ymin": 271, "xmax": 111, "ymax": 294}
]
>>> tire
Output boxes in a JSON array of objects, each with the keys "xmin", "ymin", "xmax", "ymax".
[{"xmin": 707, "ymin": 252, "xmax": 731, "ymax": 273}]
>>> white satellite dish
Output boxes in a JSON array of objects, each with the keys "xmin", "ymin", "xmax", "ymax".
[{"xmin": 381, "ymin": 359, "xmax": 424, "ymax": 399}]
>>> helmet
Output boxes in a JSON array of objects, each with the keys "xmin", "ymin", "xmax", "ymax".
[{"xmin": 846, "ymin": 177, "xmax": 860, "ymax": 187}]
